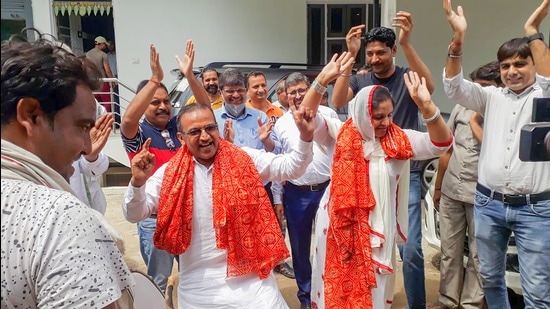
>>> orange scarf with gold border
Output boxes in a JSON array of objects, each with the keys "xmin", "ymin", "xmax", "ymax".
[{"xmin": 154, "ymin": 139, "xmax": 289, "ymax": 279}]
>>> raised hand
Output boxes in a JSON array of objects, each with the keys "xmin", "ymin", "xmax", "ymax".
[
  {"xmin": 289, "ymin": 103, "xmax": 315, "ymax": 142},
  {"xmin": 404, "ymin": 71, "xmax": 431, "ymax": 110},
  {"xmin": 316, "ymin": 52, "xmax": 355, "ymax": 86},
  {"xmin": 443, "ymin": 0, "xmax": 467, "ymax": 35},
  {"xmin": 175, "ymin": 40, "xmax": 195, "ymax": 78},
  {"xmin": 258, "ymin": 117, "xmax": 274, "ymax": 144},
  {"xmin": 393, "ymin": 11, "xmax": 413, "ymax": 46},
  {"xmin": 86, "ymin": 113, "xmax": 114, "ymax": 162},
  {"xmin": 223, "ymin": 119, "xmax": 234, "ymax": 143},
  {"xmin": 345, "ymin": 24, "xmax": 366, "ymax": 56},
  {"xmin": 130, "ymin": 138, "xmax": 156, "ymax": 187},
  {"xmin": 525, "ymin": 0, "xmax": 549, "ymax": 35},
  {"xmin": 149, "ymin": 44, "xmax": 164, "ymax": 82}
]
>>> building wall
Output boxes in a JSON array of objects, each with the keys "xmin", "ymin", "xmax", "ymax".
[
  {"xmin": 25, "ymin": 0, "xmax": 550, "ymax": 113},
  {"xmin": 112, "ymin": 0, "xmax": 308, "ymax": 107},
  {"xmin": 396, "ymin": 0, "xmax": 550, "ymax": 112}
]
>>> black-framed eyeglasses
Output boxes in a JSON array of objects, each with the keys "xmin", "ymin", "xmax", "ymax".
[
  {"xmin": 287, "ymin": 87, "xmax": 308, "ymax": 97},
  {"xmin": 182, "ymin": 123, "xmax": 218, "ymax": 138},
  {"xmin": 222, "ymin": 88, "xmax": 247, "ymax": 95},
  {"xmin": 160, "ymin": 129, "xmax": 176, "ymax": 151}
]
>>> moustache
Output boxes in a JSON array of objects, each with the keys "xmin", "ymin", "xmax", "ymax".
[{"xmin": 155, "ymin": 110, "xmax": 170, "ymax": 116}]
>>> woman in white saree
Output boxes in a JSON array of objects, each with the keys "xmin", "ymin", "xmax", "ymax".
[{"xmin": 297, "ymin": 52, "xmax": 453, "ymax": 309}]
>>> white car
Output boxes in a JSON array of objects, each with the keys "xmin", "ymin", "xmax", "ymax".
[{"xmin": 422, "ymin": 173, "xmax": 524, "ymax": 302}]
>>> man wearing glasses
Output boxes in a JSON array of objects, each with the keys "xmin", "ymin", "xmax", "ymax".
[
  {"xmin": 213, "ymin": 68, "xmax": 281, "ymax": 153},
  {"xmin": 120, "ymin": 41, "xmax": 210, "ymax": 293},
  {"xmin": 123, "ymin": 101, "xmax": 317, "ymax": 308},
  {"xmin": 272, "ymin": 72, "xmax": 340, "ymax": 309}
]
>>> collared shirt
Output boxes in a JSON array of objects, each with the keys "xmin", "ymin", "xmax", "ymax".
[
  {"xmin": 69, "ymin": 152, "xmax": 109, "ymax": 214},
  {"xmin": 121, "ymin": 117, "xmax": 181, "ymax": 173},
  {"xmin": 273, "ymin": 106, "xmax": 339, "ymax": 187},
  {"xmin": 443, "ymin": 69, "xmax": 550, "ymax": 194},
  {"xmin": 214, "ymin": 105, "xmax": 282, "ymax": 154},
  {"xmin": 272, "ymin": 100, "xmax": 288, "ymax": 112},
  {"xmin": 246, "ymin": 99, "xmax": 284, "ymax": 123},
  {"xmin": 186, "ymin": 94, "xmax": 224, "ymax": 110},
  {"xmin": 441, "ymin": 105, "xmax": 480, "ymax": 203}
]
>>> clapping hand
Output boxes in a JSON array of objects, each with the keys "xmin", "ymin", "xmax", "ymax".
[
  {"xmin": 393, "ymin": 11, "xmax": 413, "ymax": 46},
  {"xmin": 175, "ymin": 40, "xmax": 196, "ymax": 78},
  {"xmin": 258, "ymin": 117, "xmax": 274, "ymax": 144},
  {"xmin": 404, "ymin": 71, "xmax": 432, "ymax": 110},
  {"xmin": 345, "ymin": 25, "xmax": 366, "ymax": 57},
  {"xmin": 86, "ymin": 113, "xmax": 113, "ymax": 162},
  {"xmin": 224, "ymin": 119, "xmax": 234, "ymax": 143},
  {"xmin": 443, "ymin": 0, "xmax": 467, "ymax": 35},
  {"xmin": 149, "ymin": 44, "xmax": 164, "ymax": 82},
  {"xmin": 317, "ymin": 52, "xmax": 355, "ymax": 86},
  {"xmin": 130, "ymin": 138, "xmax": 156, "ymax": 187}
]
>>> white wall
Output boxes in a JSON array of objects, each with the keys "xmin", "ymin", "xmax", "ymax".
[
  {"xmin": 396, "ymin": 0, "xmax": 550, "ymax": 113},
  {"xmin": 30, "ymin": 0, "xmax": 55, "ymax": 36},
  {"xmin": 112, "ymin": 0, "xmax": 307, "ymax": 107}
]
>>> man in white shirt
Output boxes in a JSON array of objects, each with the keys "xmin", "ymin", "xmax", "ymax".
[
  {"xmin": 443, "ymin": 1, "xmax": 550, "ymax": 308},
  {"xmin": 1, "ymin": 32, "xmax": 132, "ymax": 308},
  {"xmin": 70, "ymin": 104, "xmax": 112, "ymax": 214},
  {"xmin": 123, "ymin": 102, "xmax": 316, "ymax": 308},
  {"xmin": 273, "ymin": 72, "xmax": 339, "ymax": 309}
]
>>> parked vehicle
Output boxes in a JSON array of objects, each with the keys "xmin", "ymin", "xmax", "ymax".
[
  {"xmin": 168, "ymin": 62, "xmax": 442, "ymax": 198},
  {"xmin": 167, "ymin": 62, "xmax": 348, "ymax": 121},
  {"xmin": 423, "ymin": 170, "xmax": 524, "ymax": 299}
]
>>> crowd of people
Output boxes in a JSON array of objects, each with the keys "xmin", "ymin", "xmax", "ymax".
[{"xmin": 1, "ymin": 0, "xmax": 549, "ymax": 309}]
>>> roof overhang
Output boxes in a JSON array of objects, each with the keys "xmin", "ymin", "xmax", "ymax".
[{"xmin": 53, "ymin": 1, "xmax": 112, "ymax": 16}]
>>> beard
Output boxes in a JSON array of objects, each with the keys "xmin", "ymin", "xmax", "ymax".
[{"xmin": 206, "ymin": 85, "xmax": 219, "ymax": 96}]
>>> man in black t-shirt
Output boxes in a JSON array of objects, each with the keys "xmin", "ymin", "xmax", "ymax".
[{"xmin": 331, "ymin": 12, "xmax": 434, "ymax": 309}]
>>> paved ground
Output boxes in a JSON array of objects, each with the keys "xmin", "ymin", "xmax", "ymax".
[{"xmin": 104, "ymin": 186, "xmax": 440, "ymax": 309}]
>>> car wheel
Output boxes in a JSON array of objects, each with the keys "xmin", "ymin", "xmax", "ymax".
[{"xmin": 421, "ymin": 158, "xmax": 439, "ymax": 196}]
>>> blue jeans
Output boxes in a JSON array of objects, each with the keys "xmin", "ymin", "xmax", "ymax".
[
  {"xmin": 474, "ymin": 190, "xmax": 550, "ymax": 309},
  {"xmin": 138, "ymin": 217, "xmax": 177, "ymax": 293},
  {"xmin": 398, "ymin": 171, "xmax": 426, "ymax": 309}
]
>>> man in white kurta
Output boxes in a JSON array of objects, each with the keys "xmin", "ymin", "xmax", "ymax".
[{"xmin": 123, "ymin": 103, "xmax": 316, "ymax": 308}]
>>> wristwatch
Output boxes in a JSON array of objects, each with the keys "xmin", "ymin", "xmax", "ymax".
[{"xmin": 526, "ymin": 32, "xmax": 544, "ymax": 44}]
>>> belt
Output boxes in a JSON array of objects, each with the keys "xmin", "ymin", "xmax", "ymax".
[
  {"xmin": 476, "ymin": 183, "xmax": 550, "ymax": 206},
  {"xmin": 149, "ymin": 213, "xmax": 157, "ymax": 218},
  {"xmin": 287, "ymin": 180, "xmax": 330, "ymax": 192}
]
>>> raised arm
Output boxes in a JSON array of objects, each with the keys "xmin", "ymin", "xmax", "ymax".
[
  {"xmin": 525, "ymin": 0, "xmax": 550, "ymax": 77},
  {"xmin": 443, "ymin": 0, "xmax": 468, "ymax": 79},
  {"xmin": 394, "ymin": 11, "xmax": 435, "ymax": 93},
  {"xmin": 404, "ymin": 71, "xmax": 452, "ymax": 144},
  {"xmin": 303, "ymin": 52, "xmax": 355, "ymax": 115},
  {"xmin": 121, "ymin": 44, "xmax": 164, "ymax": 138},
  {"xmin": 175, "ymin": 40, "xmax": 211, "ymax": 105},
  {"xmin": 332, "ymin": 25, "xmax": 364, "ymax": 108}
]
